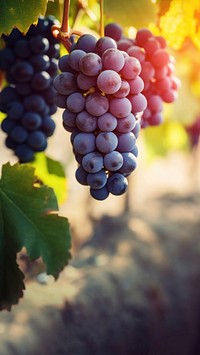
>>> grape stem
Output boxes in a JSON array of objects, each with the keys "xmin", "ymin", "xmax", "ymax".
[{"xmin": 51, "ymin": 0, "xmax": 83, "ymax": 51}]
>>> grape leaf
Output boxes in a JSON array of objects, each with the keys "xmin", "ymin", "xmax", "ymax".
[
  {"xmin": 0, "ymin": 162, "xmax": 71, "ymax": 310},
  {"xmin": 31, "ymin": 153, "xmax": 67, "ymax": 204},
  {"xmin": 0, "ymin": 201, "xmax": 25, "ymax": 311},
  {"xmin": 104, "ymin": 0, "xmax": 156, "ymax": 28},
  {"xmin": 0, "ymin": 0, "xmax": 48, "ymax": 36}
]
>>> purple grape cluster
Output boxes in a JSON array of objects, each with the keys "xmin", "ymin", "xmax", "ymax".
[
  {"xmin": 54, "ymin": 34, "xmax": 147, "ymax": 200},
  {"xmin": 0, "ymin": 16, "xmax": 60, "ymax": 163},
  {"xmin": 105, "ymin": 23, "xmax": 180, "ymax": 127}
]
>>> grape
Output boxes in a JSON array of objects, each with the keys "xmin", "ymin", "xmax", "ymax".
[
  {"xmin": 14, "ymin": 144, "xmax": 34, "ymax": 163},
  {"xmin": 11, "ymin": 126, "xmax": 28, "ymax": 143},
  {"xmin": 97, "ymin": 112, "xmax": 117, "ymax": 131},
  {"xmin": 79, "ymin": 53, "xmax": 102, "ymax": 76},
  {"xmin": 75, "ymin": 166, "xmax": 88, "ymax": 186},
  {"xmin": 96, "ymin": 37, "xmax": 117, "ymax": 56},
  {"xmin": 23, "ymin": 94, "xmax": 47, "ymax": 113},
  {"xmin": 117, "ymin": 38, "xmax": 133, "ymax": 51},
  {"xmin": 76, "ymin": 110, "xmax": 97, "ymax": 132},
  {"xmin": 140, "ymin": 61, "xmax": 155, "ymax": 82},
  {"xmin": 53, "ymin": 72, "xmax": 77, "ymax": 95},
  {"xmin": 6, "ymin": 101, "xmax": 24, "ymax": 120},
  {"xmin": 76, "ymin": 73, "xmax": 97, "ymax": 91},
  {"xmin": 0, "ymin": 48, "xmax": 15, "ymax": 70},
  {"xmin": 127, "ymin": 46, "xmax": 146, "ymax": 63},
  {"xmin": 31, "ymin": 71, "xmax": 51, "ymax": 91},
  {"xmin": 15, "ymin": 83, "xmax": 32, "ymax": 96},
  {"xmin": 118, "ymin": 152, "xmax": 137, "ymax": 174},
  {"xmin": 41, "ymin": 116, "xmax": 56, "ymax": 136},
  {"xmin": 148, "ymin": 112, "xmax": 163, "ymax": 125},
  {"xmin": 90, "ymin": 185, "xmax": 109, "ymax": 200},
  {"xmin": 68, "ymin": 49, "xmax": 86, "ymax": 71},
  {"xmin": 117, "ymin": 132, "xmax": 136, "ymax": 152},
  {"xmin": 107, "ymin": 173, "xmax": 128, "ymax": 195},
  {"xmin": 102, "ymin": 48, "xmax": 125, "ymax": 72},
  {"xmin": 150, "ymin": 49, "xmax": 169, "ymax": 68},
  {"xmin": 113, "ymin": 79, "xmax": 130, "ymax": 98},
  {"xmin": 1, "ymin": 118, "xmax": 16, "ymax": 133},
  {"xmin": 21, "ymin": 112, "xmax": 42, "ymax": 130},
  {"xmin": 86, "ymin": 93, "xmax": 109, "ymax": 116},
  {"xmin": 104, "ymin": 23, "xmax": 123, "ymax": 41},
  {"xmin": 14, "ymin": 39, "xmax": 31, "ymax": 59},
  {"xmin": 109, "ymin": 97, "xmax": 131, "ymax": 118},
  {"xmin": 28, "ymin": 130, "xmax": 47, "ymax": 151},
  {"xmin": 143, "ymin": 37, "xmax": 161, "ymax": 57},
  {"xmin": 62, "ymin": 109, "xmax": 77, "ymax": 130},
  {"xmin": 161, "ymin": 89, "xmax": 178, "ymax": 103},
  {"xmin": 132, "ymin": 120, "xmax": 141, "ymax": 138},
  {"xmin": 11, "ymin": 61, "xmax": 34, "ymax": 82},
  {"xmin": 128, "ymin": 76, "xmax": 144, "ymax": 95},
  {"xmin": 54, "ymin": 93, "xmax": 68, "ymax": 108},
  {"xmin": 87, "ymin": 170, "xmax": 107, "ymax": 189},
  {"xmin": 82, "ymin": 152, "xmax": 104, "ymax": 173},
  {"xmin": 120, "ymin": 57, "xmax": 141, "ymax": 79},
  {"xmin": 135, "ymin": 28, "xmax": 153, "ymax": 46},
  {"xmin": 116, "ymin": 113, "xmax": 136, "ymax": 133},
  {"xmin": 5, "ymin": 136, "xmax": 17, "ymax": 150},
  {"xmin": 147, "ymin": 95, "xmax": 163, "ymax": 112},
  {"xmin": 30, "ymin": 54, "xmax": 50, "ymax": 71},
  {"xmin": 104, "ymin": 151, "xmax": 123, "ymax": 171},
  {"xmin": 66, "ymin": 92, "xmax": 86, "ymax": 113},
  {"xmin": 76, "ymin": 34, "xmax": 97, "ymax": 53},
  {"xmin": 58, "ymin": 54, "xmax": 74, "ymax": 72},
  {"xmin": 129, "ymin": 93, "xmax": 147, "ymax": 113},
  {"xmin": 73, "ymin": 132, "xmax": 96, "ymax": 154},
  {"xmin": 97, "ymin": 70, "xmax": 121, "ymax": 94},
  {"xmin": 96, "ymin": 131, "xmax": 118, "ymax": 153},
  {"xmin": 29, "ymin": 35, "xmax": 49, "ymax": 54}
]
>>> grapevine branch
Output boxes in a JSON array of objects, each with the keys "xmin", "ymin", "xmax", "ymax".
[{"xmin": 51, "ymin": 0, "xmax": 83, "ymax": 51}]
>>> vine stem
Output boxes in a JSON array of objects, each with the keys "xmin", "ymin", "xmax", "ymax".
[
  {"xmin": 51, "ymin": 0, "xmax": 83, "ymax": 51},
  {"xmin": 61, "ymin": 0, "xmax": 70, "ymax": 33},
  {"xmin": 100, "ymin": 0, "xmax": 104, "ymax": 37}
]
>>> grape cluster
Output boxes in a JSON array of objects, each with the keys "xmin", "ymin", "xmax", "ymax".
[
  {"xmin": 0, "ymin": 16, "xmax": 60, "ymax": 163},
  {"xmin": 54, "ymin": 34, "xmax": 147, "ymax": 200},
  {"xmin": 105, "ymin": 23, "xmax": 180, "ymax": 127}
]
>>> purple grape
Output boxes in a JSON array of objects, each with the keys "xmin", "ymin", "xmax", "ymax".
[
  {"xmin": 87, "ymin": 170, "xmax": 107, "ymax": 189},
  {"xmin": 86, "ymin": 93, "xmax": 109, "ymax": 116},
  {"xmin": 96, "ymin": 131, "xmax": 118, "ymax": 153},
  {"xmin": 73, "ymin": 132, "xmax": 96, "ymax": 154},
  {"xmin": 82, "ymin": 151, "xmax": 104, "ymax": 173},
  {"xmin": 76, "ymin": 110, "xmax": 97, "ymax": 132},
  {"xmin": 97, "ymin": 70, "xmax": 121, "ymax": 94},
  {"xmin": 107, "ymin": 173, "xmax": 128, "ymax": 195},
  {"xmin": 79, "ymin": 53, "xmax": 102, "ymax": 76},
  {"xmin": 104, "ymin": 151, "xmax": 123, "ymax": 171}
]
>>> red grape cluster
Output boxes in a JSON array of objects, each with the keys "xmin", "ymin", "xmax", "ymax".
[
  {"xmin": 105, "ymin": 23, "xmax": 181, "ymax": 127},
  {"xmin": 0, "ymin": 16, "xmax": 60, "ymax": 163},
  {"xmin": 54, "ymin": 34, "xmax": 147, "ymax": 200}
]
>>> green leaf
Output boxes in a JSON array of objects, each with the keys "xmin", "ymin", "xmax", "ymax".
[
  {"xmin": 31, "ymin": 153, "xmax": 67, "ymax": 204},
  {"xmin": 0, "ymin": 162, "xmax": 71, "ymax": 310},
  {"xmin": 0, "ymin": 201, "xmax": 25, "ymax": 311},
  {"xmin": 104, "ymin": 0, "xmax": 157, "ymax": 29},
  {"xmin": 0, "ymin": 0, "xmax": 48, "ymax": 36}
]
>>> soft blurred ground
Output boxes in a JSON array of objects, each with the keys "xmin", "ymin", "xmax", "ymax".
[{"xmin": 1, "ymin": 111, "xmax": 200, "ymax": 354}]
